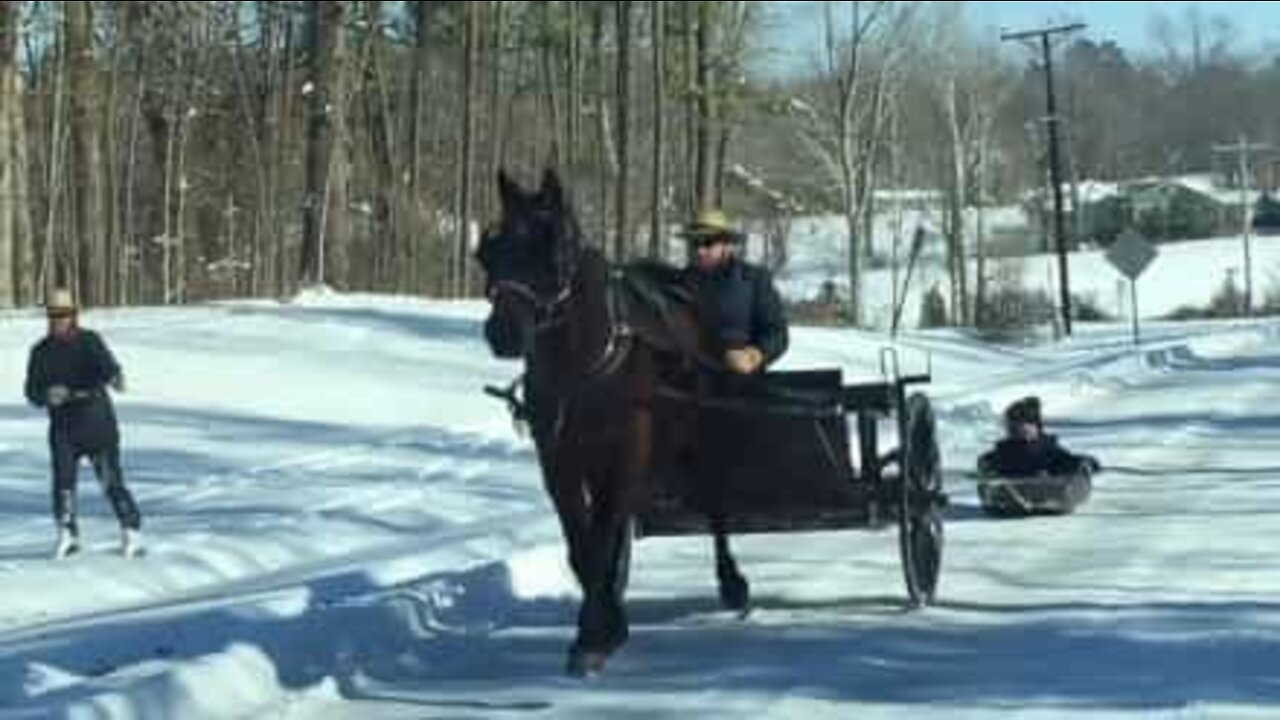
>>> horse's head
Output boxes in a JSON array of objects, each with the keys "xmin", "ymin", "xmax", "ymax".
[{"xmin": 477, "ymin": 168, "xmax": 582, "ymax": 359}]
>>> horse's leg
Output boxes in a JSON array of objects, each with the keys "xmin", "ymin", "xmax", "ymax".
[
  {"xmin": 566, "ymin": 475, "xmax": 629, "ymax": 675},
  {"xmin": 539, "ymin": 441, "xmax": 610, "ymax": 677},
  {"xmin": 567, "ymin": 394, "xmax": 652, "ymax": 675},
  {"xmin": 711, "ymin": 514, "xmax": 750, "ymax": 614},
  {"xmin": 537, "ymin": 429, "xmax": 591, "ymax": 587}
]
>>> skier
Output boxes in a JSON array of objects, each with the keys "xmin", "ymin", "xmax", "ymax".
[{"xmin": 25, "ymin": 289, "xmax": 143, "ymax": 558}]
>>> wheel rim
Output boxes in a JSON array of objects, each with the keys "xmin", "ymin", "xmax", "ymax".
[{"xmin": 900, "ymin": 392, "xmax": 943, "ymax": 606}]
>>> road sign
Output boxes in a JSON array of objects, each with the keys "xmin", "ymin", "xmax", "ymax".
[{"xmin": 1106, "ymin": 230, "xmax": 1158, "ymax": 280}]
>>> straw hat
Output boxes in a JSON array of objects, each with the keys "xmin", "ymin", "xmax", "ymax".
[
  {"xmin": 45, "ymin": 288, "xmax": 77, "ymax": 316},
  {"xmin": 680, "ymin": 208, "xmax": 745, "ymax": 244}
]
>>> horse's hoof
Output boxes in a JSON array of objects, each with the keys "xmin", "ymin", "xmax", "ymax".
[
  {"xmin": 566, "ymin": 648, "xmax": 609, "ymax": 677},
  {"xmin": 718, "ymin": 575, "xmax": 751, "ymax": 615}
]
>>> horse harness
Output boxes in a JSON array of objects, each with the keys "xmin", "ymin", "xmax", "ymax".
[{"xmin": 487, "ymin": 259, "xmax": 718, "ymax": 439}]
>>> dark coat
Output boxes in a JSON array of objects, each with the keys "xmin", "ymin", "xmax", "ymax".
[
  {"xmin": 687, "ymin": 258, "xmax": 789, "ymax": 366},
  {"xmin": 25, "ymin": 328, "xmax": 123, "ymax": 453},
  {"xmin": 978, "ymin": 435, "xmax": 1100, "ymax": 478}
]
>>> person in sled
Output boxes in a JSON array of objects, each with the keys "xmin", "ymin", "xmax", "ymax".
[{"xmin": 978, "ymin": 396, "xmax": 1101, "ymax": 478}]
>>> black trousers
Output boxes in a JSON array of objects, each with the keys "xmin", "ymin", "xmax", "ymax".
[{"xmin": 51, "ymin": 440, "xmax": 141, "ymax": 534}]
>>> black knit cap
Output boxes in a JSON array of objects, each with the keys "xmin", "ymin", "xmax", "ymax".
[{"xmin": 1004, "ymin": 396, "xmax": 1042, "ymax": 426}]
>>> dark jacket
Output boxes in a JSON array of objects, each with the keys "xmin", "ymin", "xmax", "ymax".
[
  {"xmin": 978, "ymin": 435, "xmax": 1100, "ymax": 478},
  {"xmin": 25, "ymin": 328, "xmax": 122, "ymax": 452},
  {"xmin": 687, "ymin": 258, "xmax": 789, "ymax": 367}
]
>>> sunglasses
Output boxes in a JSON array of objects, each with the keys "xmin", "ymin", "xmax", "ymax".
[{"xmin": 692, "ymin": 235, "xmax": 731, "ymax": 249}]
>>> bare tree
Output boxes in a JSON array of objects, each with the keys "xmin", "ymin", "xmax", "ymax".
[
  {"xmin": 299, "ymin": 0, "xmax": 351, "ymax": 289},
  {"xmin": 592, "ymin": 2, "xmax": 616, "ymax": 247},
  {"xmin": 712, "ymin": 1, "xmax": 754, "ymax": 207},
  {"xmin": 455, "ymin": 0, "xmax": 480, "ymax": 297},
  {"xmin": 0, "ymin": 0, "xmax": 20, "ymax": 306},
  {"xmin": 566, "ymin": 0, "xmax": 582, "ymax": 173},
  {"xmin": 614, "ymin": 0, "xmax": 632, "ymax": 259},
  {"xmin": 486, "ymin": 0, "xmax": 506, "ymax": 222},
  {"xmin": 65, "ymin": 0, "xmax": 106, "ymax": 305},
  {"xmin": 680, "ymin": 1, "xmax": 696, "ymax": 217},
  {"xmin": 694, "ymin": 1, "xmax": 716, "ymax": 212},
  {"xmin": 404, "ymin": 0, "xmax": 430, "ymax": 293},
  {"xmin": 807, "ymin": 0, "xmax": 915, "ymax": 327},
  {"xmin": 650, "ymin": 0, "xmax": 666, "ymax": 258},
  {"xmin": 923, "ymin": 5, "xmax": 1016, "ymax": 325},
  {"xmin": 360, "ymin": 0, "xmax": 397, "ymax": 291}
]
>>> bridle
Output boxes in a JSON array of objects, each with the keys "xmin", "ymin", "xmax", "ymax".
[
  {"xmin": 484, "ymin": 245, "xmax": 637, "ymax": 436},
  {"xmin": 486, "ymin": 278, "xmax": 576, "ymax": 334}
]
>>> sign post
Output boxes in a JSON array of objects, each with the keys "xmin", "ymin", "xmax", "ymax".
[{"xmin": 1105, "ymin": 229, "xmax": 1158, "ymax": 346}]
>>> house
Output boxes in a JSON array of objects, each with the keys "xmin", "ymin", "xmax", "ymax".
[{"xmin": 1072, "ymin": 174, "xmax": 1260, "ymax": 245}]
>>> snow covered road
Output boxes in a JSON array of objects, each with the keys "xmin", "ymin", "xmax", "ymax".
[{"xmin": 1, "ymin": 299, "xmax": 1279, "ymax": 718}]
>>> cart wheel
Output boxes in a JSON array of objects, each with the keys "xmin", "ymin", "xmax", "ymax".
[{"xmin": 899, "ymin": 392, "xmax": 943, "ymax": 607}]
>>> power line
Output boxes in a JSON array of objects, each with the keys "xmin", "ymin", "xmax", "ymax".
[{"xmin": 1002, "ymin": 23, "xmax": 1086, "ymax": 337}]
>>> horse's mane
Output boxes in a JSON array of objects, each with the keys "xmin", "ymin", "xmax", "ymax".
[{"xmin": 568, "ymin": 248, "xmax": 707, "ymax": 368}]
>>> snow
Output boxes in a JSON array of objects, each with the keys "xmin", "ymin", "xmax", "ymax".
[
  {"xmin": 777, "ymin": 220, "xmax": 1280, "ymax": 330},
  {"xmin": 3, "ymin": 258, "xmax": 1280, "ymax": 717}
]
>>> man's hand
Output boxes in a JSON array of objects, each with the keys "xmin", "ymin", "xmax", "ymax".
[
  {"xmin": 46, "ymin": 385, "xmax": 70, "ymax": 408},
  {"xmin": 724, "ymin": 346, "xmax": 765, "ymax": 375},
  {"xmin": 110, "ymin": 373, "xmax": 125, "ymax": 393}
]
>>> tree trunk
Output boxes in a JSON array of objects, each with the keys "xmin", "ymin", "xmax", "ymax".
[
  {"xmin": 681, "ymin": 1, "xmax": 696, "ymax": 218},
  {"xmin": 712, "ymin": 1, "xmax": 752, "ymax": 208},
  {"xmin": 945, "ymin": 77, "xmax": 965, "ymax": 326},
  {"xmin": 566, "ymin": 0, "xmax": 581, "ymax": 174},
  {"xmin": 14, "ymin": 68, "xmax": 32, "ymax": 305},
  {"xmin": 592, "ymin": 2, "xmax": 614, "ymax": 249},
  {"xmin": 121, "ymin": 81, "xmax": 139, "ymax": 305},
  {"xmin": 406, "ymin": 1, "xmax": 426, "ymax": 196},
  {"xmin": 650, "ymin": 0, "xmax": 666, "ymax": 259},
  {"xmin": 275, "ymin": 6, "xmax": 296, "ymax": 297},
  {"xmin": 456, "ymin": 1, "xmax": 480, "ymax": 297},
  {"xmin": 174, "ymin": 99, "xmax": 193, "ymax": 304},
  {"xmin": 694, "ymin": 1, "xmax": 716, "ymax": 212},
  {"xmin": 6, "ymin": 0, "xmax": 31, "ymax": 305},
  {"xmin": 160, "ymin": 101, "xmax": 177, "ymax": 304},
  {"xmin": 364, "ymin": 0, "xmax": 398, "ymax": 292},
  {"xmin": 66, "ymin": 0, "xmax": 105, "ymax": 306},
  {"xmin": 0, "ymin": 0, "xmax": 18, "ymax": 306},
  {"xmin": 540, "ymin": 2, "xmax": 562, "ymax": 173},
  {"xmin": 614, "ymin": 0, "xmax": 631, "ymax": 260},
  {"xmin": 40, "ymin": 11, "xmax": 68, "ymax": 296},
  {"xmin": 405, "ymin": 0, "xmax": 429, "ymax": 294},
  {"xmin": 487, "ymin": 0, "xmax": 506, "ymax": 221},
  {"xmin": 300, "ymin": 0, "xmax": 350, "ymax": 290},
  {"xmin": 236, "ymin": 0, "xmax": 276, "ymax": 300}
]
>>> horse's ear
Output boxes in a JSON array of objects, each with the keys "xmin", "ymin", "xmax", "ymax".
[
  {"xmin": 498, "ymin": 168, "xmax": 522, "ymax": 208},
  {"xmin": 540, "ymin": 167, "xmax": 564, "ymax": 210}
]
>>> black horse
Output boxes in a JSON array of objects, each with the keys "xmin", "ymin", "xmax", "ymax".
[{"xmin": 477, "ymin": 168, "xmax": 751, "ymax": 675}]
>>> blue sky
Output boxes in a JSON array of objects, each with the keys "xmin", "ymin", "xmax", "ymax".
[
  {"xmin": 761, "ymin": 1, "xmax": 1280, "ymax": 75},
  {"xmin": 966, "ymin": 1, "xmax": 1280, "ymax": 54}
]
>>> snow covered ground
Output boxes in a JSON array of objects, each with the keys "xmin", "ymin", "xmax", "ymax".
[
  {"xmin": 775, "ymin": 216, "xmax": 1280, "ymax": 330},
  {"xmin": 2, "ymin": 285, "xmax": 1280, "ymax": 718}
]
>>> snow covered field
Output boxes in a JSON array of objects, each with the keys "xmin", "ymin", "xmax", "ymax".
[
  {"xmin": 775, "ymin": 217, "xmax": 1280, "ymax": 329},
  {"xmin": 2, "ymin": 285, "xmax": 1280, "ymax": 718}
]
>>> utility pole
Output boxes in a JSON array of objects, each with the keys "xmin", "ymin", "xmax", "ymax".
[
  {"xmin": 1213, "ymin": 136, "xmax": 1271, "ymax": 316},
  {"xmin": 1002, "ymin": 23, "xmax": 1085, "ymax": 337}
]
